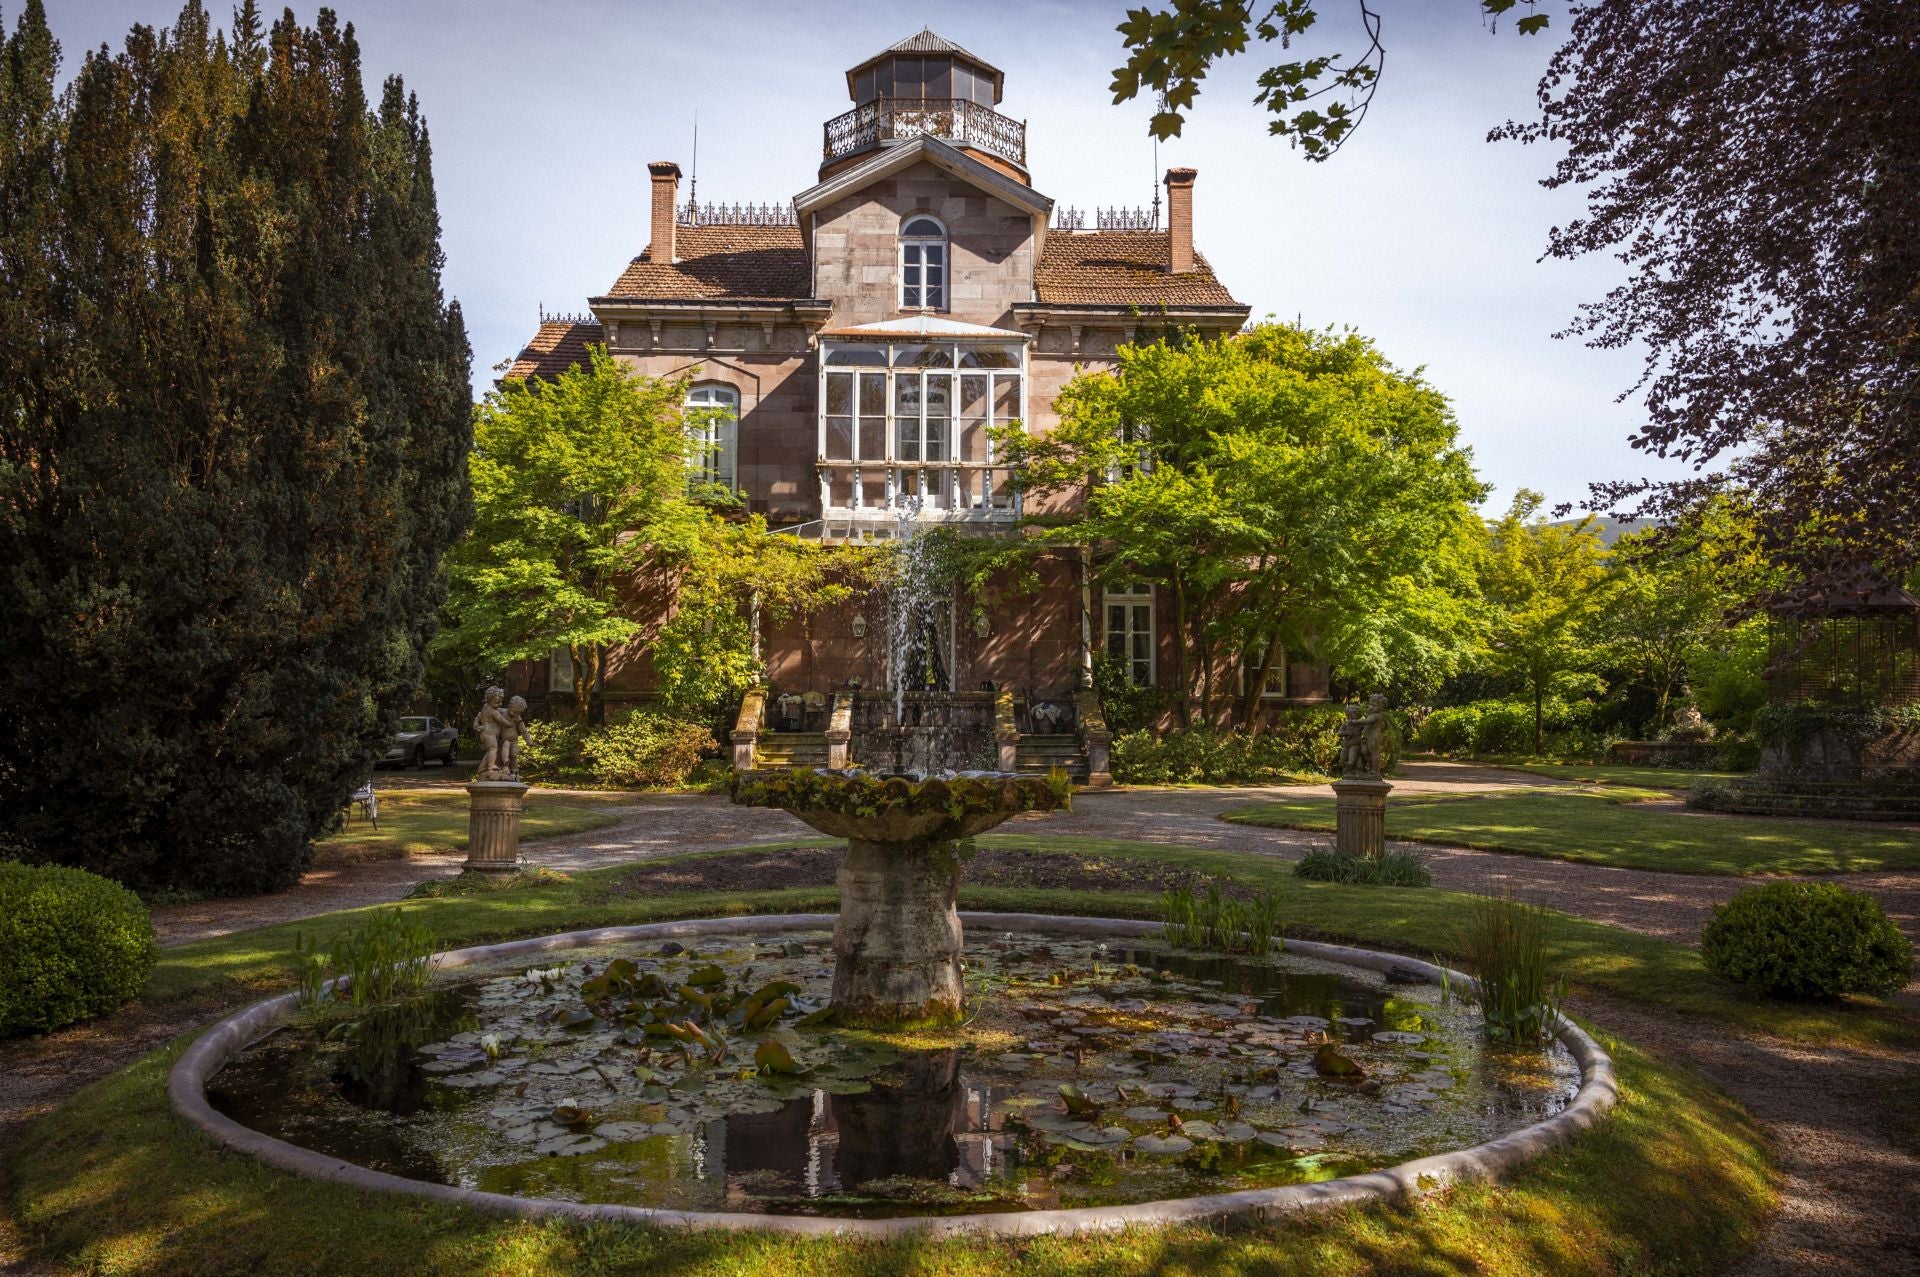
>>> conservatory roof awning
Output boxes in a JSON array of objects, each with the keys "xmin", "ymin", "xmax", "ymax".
[{"xmin": 819, "ymin": 316, "xmax": 1030, "ymax": 341}]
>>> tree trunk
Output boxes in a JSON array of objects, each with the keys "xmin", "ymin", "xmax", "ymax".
[
  {"xmin": 572, "ymin": 644, "xmax": 590, "ymax": 720},
  {"xmin": 590, "ymin": 641, "xmax": 606, "ymax": 725},
  {"xmin": 1533, "ymin": 683, "xmax": 1544, "ymax": 756},
  {"xmin": 1170, "ymin": 576, "xmax": 1192, "ymax": 727},
  {"xmin": 1241, "ymin": 633, "xmax": 1281, "ymax": 735}
]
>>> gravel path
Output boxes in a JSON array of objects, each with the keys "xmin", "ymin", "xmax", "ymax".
[{"xmin": 6, "ymin": 760, "xmax": 1917, "ymax": 1275}]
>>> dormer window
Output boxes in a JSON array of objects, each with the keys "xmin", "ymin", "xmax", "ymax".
[{"xmin": 900, "ymin": 215, "xmax": 946, "ymax": 310}]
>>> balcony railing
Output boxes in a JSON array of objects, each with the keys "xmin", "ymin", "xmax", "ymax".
[{"xmin": 823, "ymin": 97, "xmax": 1026, "ymax": 168}]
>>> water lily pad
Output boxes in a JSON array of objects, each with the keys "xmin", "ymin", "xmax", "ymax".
[
  {"xmin": 754, "ymin": 1039, "xmax": 805, "ymax": 1076},
  {"xmin": 1314, "ymin": 1044, "xmax": 1365, "ymax": 1079},
  {"xmin": 1133, "ymin": 1134, "xmax": 1194, "ymax": 1155}
]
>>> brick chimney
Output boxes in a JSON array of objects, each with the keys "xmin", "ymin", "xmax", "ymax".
[
  {"xmin": 1164, "ymin": 167, "xmax": 1197, "ymax": 273},
  {"xmin": 648, "ymin": 160, "xmax": 681, "ymax": 264}
]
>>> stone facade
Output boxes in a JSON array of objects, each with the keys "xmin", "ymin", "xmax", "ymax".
[{"xmin": 503, "ymin": 30, "xmax": 1334, "ymax": 725}]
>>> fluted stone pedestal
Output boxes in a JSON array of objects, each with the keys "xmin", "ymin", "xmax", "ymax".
[
  {"xmin": 463, "ymin": 780, "xmax": 529, "ymax": 873},
  {"xmin": 1332, "ymin": 775, "xmax": 1392, "ymax": 859}
]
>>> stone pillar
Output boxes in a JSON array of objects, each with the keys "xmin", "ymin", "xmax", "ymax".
[
  {"xmin": 1083, "ymin": 729, "xmax": 1113, "ymax": 788},
  {"xmin": 464, "ymin": 780, "xmax": 529, "ymax": 873},
  {"xmin": 831, "ymin": 839, "xmax": 964, "ymax": 1025},
  {"xmin": 1332, "ymin": 775, "xmax": 1392, "ymax": 859},
  {"xmin": 826, "ymin": 692, "xmax": 854, "ymax": 769}
]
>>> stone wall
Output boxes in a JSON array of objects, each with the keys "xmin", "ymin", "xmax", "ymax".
[{"xmin": 811, "ymin": 161, "xmax": 1038, "ymax": 331}]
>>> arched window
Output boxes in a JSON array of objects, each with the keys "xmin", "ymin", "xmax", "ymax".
[
  {"xmin": 685, "ymin": 383, "xmax": 739, "ymax": 490},
  {"xmin": 900, "ymin": 215, "xmax": 946, "ymax": 310}
]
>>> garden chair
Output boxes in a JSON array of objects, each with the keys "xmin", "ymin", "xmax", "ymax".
[{"xmin": 345, "ymin": 779, "xmax": 378, "ymax": 830}]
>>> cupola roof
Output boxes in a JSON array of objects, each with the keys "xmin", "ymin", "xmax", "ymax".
[{"xmin": 845, "ymin": 28, "xmax": 1004, "ymax": 103}]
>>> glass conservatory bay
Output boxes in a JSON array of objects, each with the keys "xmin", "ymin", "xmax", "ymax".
[{"xmin": 818, "ymin": 339, "xmax": 1025, "ymax": 521}]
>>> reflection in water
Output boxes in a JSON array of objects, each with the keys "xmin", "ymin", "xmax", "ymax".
[
  {"xmin": 832, "ymin": 1048, "xmax": 961, "ymax": 1186},
  {"xmin": 331, "ymin": 990, "xmax": 477, "ymax": 1114}
]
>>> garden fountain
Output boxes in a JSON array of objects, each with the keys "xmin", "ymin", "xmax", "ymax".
[
  {"xmin": 731, "ymin": 768, "xmax": 1070, "ymax": 1023},
  {"xmin": 730, "ymin": 504, "xmax": 1070, "ymax": 1025}
]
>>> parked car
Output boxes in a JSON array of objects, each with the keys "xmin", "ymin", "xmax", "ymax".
[{"xmin": 385, "ymin": 716, "xmax": 458, "ymax": 768}]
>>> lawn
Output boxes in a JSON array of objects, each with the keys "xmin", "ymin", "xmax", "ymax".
[
  {"xmin": 141, "ymin": 837, "xmax": 1917, "ymax": 1050},
  {"xmin": 313, "ymin": 789, "xmax": 628, "ymax": 863},
  {"xmin": 8, "ymin": 837, "xmax": 1797, "ymax": 1277},
  {"xmin": 1223, "ymin": 790, "xmax": 1920, "ymax": 876}
]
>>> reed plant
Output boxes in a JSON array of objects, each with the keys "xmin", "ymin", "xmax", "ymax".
[
  {"xmin": 1158, "ymin": 881, "xmax": 1284, "ymax": 956},
  {"xmin": 291, "ymin": 909, "xmax": 439, "ymax": 1012},
  {"xmin": 1456, "ymin": 889, "xmax": 1567, "ymax": 1044}
]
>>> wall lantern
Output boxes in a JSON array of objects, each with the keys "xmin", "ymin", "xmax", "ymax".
[
  {"xmin": 851, "ymin": 613, "xmax": 867, "ymax": 638},
  {"xmin": 973, "ymin": 613, "xmax": 991, "ymax": 638}
]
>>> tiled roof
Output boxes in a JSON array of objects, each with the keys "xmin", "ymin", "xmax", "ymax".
[
  {"xmin": 603, "ymin": 225, "xmax": 808, "ymax": 302},
  {"xmin": 1033, "ymin": 231, "xmax": 1243, "ymax": 308},
  {"xmin": 504, "ymin": 319, "xmax": 602, "ymax": 381}
]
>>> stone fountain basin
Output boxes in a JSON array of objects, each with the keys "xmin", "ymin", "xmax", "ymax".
[
  {"xmin": 168, "ymin": 913, "xmax": 1619, "ymax": 1239},
  {"xmin": 731, "ymin": 769, "xmax": 1070, "ymax": 844}
]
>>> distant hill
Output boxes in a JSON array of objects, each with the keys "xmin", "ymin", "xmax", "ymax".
[{"xmin": 1547, "ymin": 515, "xmax": 1661, "ymax": 547}]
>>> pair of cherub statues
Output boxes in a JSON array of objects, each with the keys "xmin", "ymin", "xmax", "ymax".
[
  {"xmin": 474, "ymin": 686, "xmax": 528, "ymax": 781},
  {"xmin": 1338, "ymin": 693, "xmax": 1390, "ymax": 778}
]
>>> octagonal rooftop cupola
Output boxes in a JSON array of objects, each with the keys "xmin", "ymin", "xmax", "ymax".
[{"xmin": 822, "ymin": 29, "xmax": 1027, "ymax": 181}]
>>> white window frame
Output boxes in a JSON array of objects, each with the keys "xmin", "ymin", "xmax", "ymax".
[
  {"xmin": 1103, "ymin": 583, "xmax": 1156, "ymax": 687},
  {"xmin": 684, "ymin": 383, "xmax": 739, "ymax": 490},
  {"xmin": 1240, "ymin": 645, "xmax": 1291, "ymax": 699},
  {"xmin": 816, "ymin": 340, "xmax": 1025, "ymax": 523},
  {"xmin": 899, "ymin": 214, "xmax": 947, "ymax": 311}
]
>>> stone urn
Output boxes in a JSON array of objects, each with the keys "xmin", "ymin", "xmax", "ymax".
[{"xmin": 732, "ymin": 770, "xmax": 1069, "ymax": 1024}]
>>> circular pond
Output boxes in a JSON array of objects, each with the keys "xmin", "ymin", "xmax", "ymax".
[{"xmin": 172, "ymin": 915, "xmax": 1618, "ymax": 1236}]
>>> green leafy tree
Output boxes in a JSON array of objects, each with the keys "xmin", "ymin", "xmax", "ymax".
[
  {"xmin": 1111, "ymin": 1, "xmax": 1546, "ymax": 153},
  {"xmin": 652, "ymin": 520, "xmax": 884, "ymax": 721},
  {"xmin": 1010, "ymin": 323, "xmax": 1485, "ymax": 729},
  {"xmin": 0, "ymin": 2, "xmax": 471, "ymax": 895},
  {"xmin": 435, "ymin": 347, "xmax": 704, "ymax": 719},
  {"xmin": 1601, "ymin": 501, "xmax": 1772, "ymax": 730},
  {"xmin": 1478, "ymin": 491, "xmax": 1613, "ymax": 754},
  {"xmin": 1114, "ymin": 1, "xmax": 1920, "ymax": 594}
]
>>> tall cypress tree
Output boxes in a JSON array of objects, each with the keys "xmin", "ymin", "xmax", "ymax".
[{"xmin": 0, "ymin": 1, "xmax": 471, "ymax": 895}]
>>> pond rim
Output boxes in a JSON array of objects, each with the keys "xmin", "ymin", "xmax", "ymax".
[{"xmin": 167, "ymin": 912, "xmax": 1619, "ymax": 1239}]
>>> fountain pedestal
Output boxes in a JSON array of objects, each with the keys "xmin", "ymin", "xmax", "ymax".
[{"xmin": 833, "ymin": 840, "xmax": 965, "ymax": 1021}]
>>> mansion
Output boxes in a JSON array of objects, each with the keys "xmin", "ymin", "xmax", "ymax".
[{"xmin": 505, "ymin": 30, "xmax": 1329, "ymax": 775}]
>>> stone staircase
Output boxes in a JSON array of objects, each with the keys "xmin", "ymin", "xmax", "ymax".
[
  {"xmin": 753, "ymin": 731, "xmax": 829, "ymax": 771},
  {"xmin": 1015, "ymin": 733, "xmax": 1088, "ymax": 782}
]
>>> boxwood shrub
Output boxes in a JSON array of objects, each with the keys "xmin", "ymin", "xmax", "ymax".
[
  {"xmin": 1701, "ymin": 881, "xmax": 1912, "ymax": 1000},
  {"xmin": 0, "ymin": 862, "xmax": 159, "ymax": 1037}
]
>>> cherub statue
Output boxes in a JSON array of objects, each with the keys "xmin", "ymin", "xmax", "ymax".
[
  {"xmin": 1337, "ymin": 702, "xmax": 1366, "ymax": 774},
  {"xmin": 1355, "ymin": 693, "xmax": 1390, "ymax": 776},
  {"xmin": 474, "ymin": 686, "xmax": 516, "ymax": 780},
  {"xmin": 504, "ymin": 695, "xmax": 529, "ymax": 776}
]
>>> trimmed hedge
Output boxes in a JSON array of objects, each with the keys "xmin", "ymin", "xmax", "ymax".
[
  {"xmin": 1701, "ymin": 881, "xmax": 1912, "ymax": 1000},
  {"xmin": 0, "ymin": 862, "xmax": 159, "ymax": 1037},
  {"xmin": 1111, "ymin": 710, "xmax": 1397, "ymax": 784},
  {"xmin": 1417, "ymin": 697, "xmax": 1606, "ymax": 759}
]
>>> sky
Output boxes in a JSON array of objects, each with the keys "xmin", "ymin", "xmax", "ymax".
[{"xmin": 43, "ymin": 0, "xmax": 1699, "ymax": 515}]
